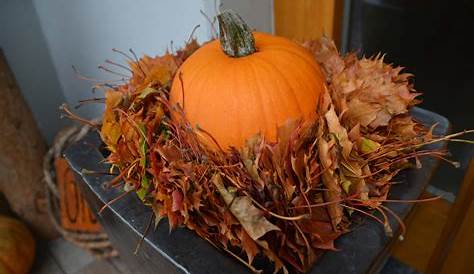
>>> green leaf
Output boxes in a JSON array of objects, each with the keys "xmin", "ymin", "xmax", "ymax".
[
  {"xmin": 162, "ymin": 130, "xmax": 170, "ymax": 140},
  {"xmin": 360, "ymin": 137, "xmax": 381, "ymax": 154},
  {"xmin": 342, "ymin": 179, "xmax": 351, "ymax": 194},
  {"xmin": 138, "ymin": 123, "xmax": 147, "ymax": 167},
  {"xmin": 137, "ymin": 87, "xmax": 159, "ymax": 100},
  {"xmin": 137, "ymin": 123, "xmax": 147, "ymax": 139},
  {"xmin": 340, "ymin": 171, "xmax": 352, "ymax": 194},
  {"xmin": 137, "ymin": 175, "xmax": 150, "ymax": 201},
  {"xmin": 130, "ymin": 87, "xmax": 159, "ymax": 110},
  {"xmin": 139, "ymin": 137, "xmax": 147, "ymax": 167}
]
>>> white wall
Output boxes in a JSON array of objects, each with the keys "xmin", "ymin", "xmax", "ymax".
[
  {"xmin": 0, "ymin": 0, "xmax": 69, "ymax": 143},
  {"xmin": 220, "ymin": 0, "xmax": 274, "ymax": 33},
  {"xmin": 33, "ymin": 0, "xmax": 215, "ymax": 121}
]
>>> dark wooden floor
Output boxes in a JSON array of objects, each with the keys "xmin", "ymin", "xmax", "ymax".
[{"xmin": 32, "ymin": 239, "xmax": 130, "ymax": 274}]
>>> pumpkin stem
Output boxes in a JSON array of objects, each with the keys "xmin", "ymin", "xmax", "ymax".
[{"xmin": 217, "ymin": 10, "xmax": 256, "ymax": 58}]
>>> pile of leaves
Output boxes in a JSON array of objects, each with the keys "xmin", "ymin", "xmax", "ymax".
[{"xmin": 88, "ymin": 37, "xmax": 451, "ymax": 273}]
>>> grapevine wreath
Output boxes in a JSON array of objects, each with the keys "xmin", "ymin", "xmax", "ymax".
[{"xmin": 64, "ymin": 10, "xmax": 472, "ymax": 274}]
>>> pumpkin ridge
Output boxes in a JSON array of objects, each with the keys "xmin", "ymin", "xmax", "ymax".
[
  {"xmin": 248, "ymin": 57, "xmax": 281, "ymax": 139},
  {"xmin": 269, "ymin": 46, "xmax": 322, "ymax": 77},
  {"xmin": 178, "ymin": 52, "xmax": 216, "ymax": 100},
  {"xmin": 187, "ymin": 64, "xmax": 223, "ymax": 136},
  {"xmin": 254, "ymin": 33, "xmax": 315, "ymax": 63},
  {"xmin": 255, "ymin": 55, "xmax": 305, "ymax": 118},
  {"xmin": 0, "ymin": 255, "xmax": 14, "ymax": 274},
  {"xmin": 262, "ymin": 48, "xmax": 323, "ymax": 111},
  {"xmin": 182, "ymin": 60, "xmax": 210, "ymax": 87},
  {"xmin": 260, "ymin": 40, "xmax": 322, "ymax": 74},
  {"xmin": 186, "ymin": 57, "xmax": 242, "ymax": 148},
  {"xmin": 0, "ymin": 216, "xmax": 34, "ymax": 274},
  {"xmin": 245, "ymin": 57, "xmax": 273, "ymax": 142},
  {"xmin": 183, "ymin": 70, "xmax": 205, "ymax": 126},
  {"xmin": 227, "ymin": 60, "xmax": 245, "ymax": 147},
  {"xmin": 174, "ymin": 46, "xmax": 222, "ymax": 116}
]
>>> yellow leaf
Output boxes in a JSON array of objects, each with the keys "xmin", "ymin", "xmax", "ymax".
[
  {"xmin": 129, "ymin": 53, "xmax": 177, "ymax": 90},
  {"xmin": 360, "ymin": 137, "xmax": 381, "ymax": 154},
  {"xmin": 100, "ymin": 90, "xmax": 123, "ymax": 150},
  {"xmin": 342, "ymin": 179, "xmax": 351, "ymax": 194}
]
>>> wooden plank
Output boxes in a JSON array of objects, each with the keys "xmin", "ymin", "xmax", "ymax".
[
  {"xmin": 274, "ymin": 0, "xmax": 344, "ymax": 47},
  {"xmin": 440, "ymin": 201, "xmax": 474, "ymax": 273},
  {"xmin": 426, "ymin": 159, "xmax": 474, "ymax": 274},
  {"xmin": 391, "ymin": 193, "xmax": 452, "ymax": 272}
]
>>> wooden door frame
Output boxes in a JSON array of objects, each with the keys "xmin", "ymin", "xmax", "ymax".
[{"xmin": 274, "ymin": 0, "xmax": 345, "ymax": 48}]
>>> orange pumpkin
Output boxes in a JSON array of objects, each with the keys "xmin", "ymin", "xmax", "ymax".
[
  {"xmin": 0, "ymin": 215, "xmax": 35, "ymax": 274},
  {"xmin": 170, "ymin": 10, "xmax": 326, "ymax": 149}
]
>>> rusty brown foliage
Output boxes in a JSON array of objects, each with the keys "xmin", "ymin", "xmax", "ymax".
[{"xmin": 96, "ymin": 38, "xmax": 449, "ymax": 273}]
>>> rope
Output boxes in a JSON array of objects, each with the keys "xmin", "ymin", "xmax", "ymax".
[{"xmin": 43, "ymin": 123, "xmax": 118, "ymax": 259}]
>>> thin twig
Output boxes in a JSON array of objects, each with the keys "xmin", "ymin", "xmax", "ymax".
[
  {"xmin": 246, "ymin": 194, "xmax": 308, "ymax": 221},
  {"xmin": 98, "ymin": 191, "xmax": 132, "ymax": 214},
  {"xmin": 112, "ymin": 48, "xmax": 135, "ymax": 61},
  {"xmin": 200, "ymin": 10, "xmax": 218, "ymax": 38},
  {"xmin": 129, "ymin": 48, "xmax": 147, "ymax": 77},
  {"xmin": 60, "ymin": 104, "xmax": 99, "ymax": 128},
  {"xmin": 221, "ymin": 247, "xmax": 260, "ymax": 274},
  {"xmin": 196, "ymin": 126, "xmax": 225, "ymax": 154},
  {"xmin": 379, "ymin": 204, "xmax": 406, "ymax": 238},
  {"xmin": 134, "ymin": 213, "xmax": 154, "ymax": 255},
  {"xmin": 187, "ymin": 24, "xmax": 201, "ymax": 43},
  {"xmin": 75, "ymin": 97, "xmax": 105, "ymax": 109},
  {"xmin": 340, "ymin": 204, "xmax": 385, "ymax": 226},
  {"xmin": 179, "ymin": 71, "xmax": 185, "ymax": 110},
  {"xmin": 105, "ymin": 59, "xmax": 133, "ymax": 73},
  {"xmin": 349, "ymin": 195, "xmax": 442, "ymax": 204},
  {"xmin": 98, "ymin": 65, "xmax": 130, "ymax": 78}
]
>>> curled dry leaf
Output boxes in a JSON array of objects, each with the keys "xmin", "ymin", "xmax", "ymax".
[
  {"xmin": 305, "ymin": 37, "xmax": 421, "ymax": 129},
  {"xmin": 318, "ymin": 137, "xmax": 343, "ymax": 229},
  {"xmin": 212, "ymin": 174, "xmax": 280, "ymax": 240},
  {"xmin": 324, "ymin": 106, "xmax": 353, "ymax": 159}
]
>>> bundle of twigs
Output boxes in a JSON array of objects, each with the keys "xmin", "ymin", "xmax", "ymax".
[{"xmin": 63, "ymin": 36, "xmax": 472, "ymax": 273}]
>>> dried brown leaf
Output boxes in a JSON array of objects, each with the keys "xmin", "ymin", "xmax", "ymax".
[{"xmin": 212, "ymin": 174, "xmax": 280, "ymax": 240}]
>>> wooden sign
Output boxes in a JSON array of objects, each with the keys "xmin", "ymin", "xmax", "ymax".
[{"xmin": 55, "ymin": 158, "xmax": 101, "ymax": 232}]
